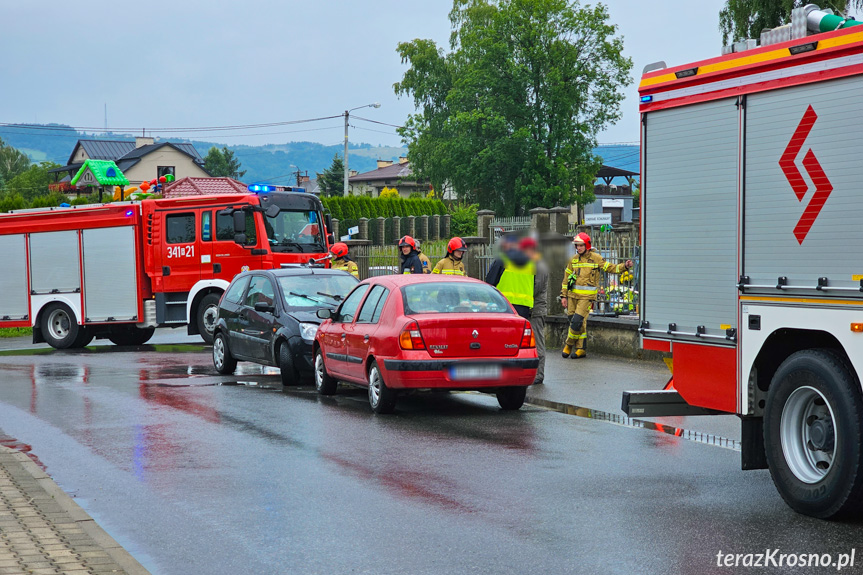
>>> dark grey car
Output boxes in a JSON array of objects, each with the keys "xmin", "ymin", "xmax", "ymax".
[{"xmin": 212, "ymin": 267, "xmax": 359, "ymax": 384}]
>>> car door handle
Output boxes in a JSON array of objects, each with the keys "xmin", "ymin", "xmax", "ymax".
[
  {"xmin": 341, "ymin": 333, "xmax": 346, "ymax": 339},
  {"xmin": 363, "ymin": 334, "xmax": 369, "ymax": 342}
]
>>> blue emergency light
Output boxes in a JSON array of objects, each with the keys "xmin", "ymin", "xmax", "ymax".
[
  {"xmin": 125, "ymin": 210, "xmax": 134, "ymax": 217},
  {"xmin": 640, "ymin": 95, "xmax": 653, "ymax": 103},
  {"xmin": 248, "ymin": 184, "xmax": 276, "ymax": 193}
]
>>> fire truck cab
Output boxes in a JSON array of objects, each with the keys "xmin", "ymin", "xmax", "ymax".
[
  {"xmin": 0, "ymin": 188, "xmax": 332, "ymax": 348},
  {"xmin": 623, "ymin": 5, "xmax": 863, "ymax": 519}
]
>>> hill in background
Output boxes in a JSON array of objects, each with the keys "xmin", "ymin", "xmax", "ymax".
[
  {"xmin": 0, "ymin": 124, "xmax": 406, "ymax": 186},
  {"xmin": 0, "ymin": 124, "xmax": 638, "ymax": 187}
]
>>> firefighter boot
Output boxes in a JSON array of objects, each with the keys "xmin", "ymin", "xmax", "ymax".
[
  {"xmin": 562, "ymin": 344, "xmax": 572, "ymax": 358},
  {"xmin": 573, "ymin": 349, "xmax": 587, "ymax": 359}
]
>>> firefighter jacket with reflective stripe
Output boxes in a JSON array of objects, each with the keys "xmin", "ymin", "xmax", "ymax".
[
  {"xmin": 431, "ymin": 254, "xmax": 466, "ymax": 276},
  {"xmin": 497, "ymin": 258, "xmax": 535, "ymax": 308},
  {"xmin": 561, "ymin": 249, "xmax": 627, "ymax": 301},
  {"xmin": 418, "ymin": 251, "xmax": 432, "ymax": 274},
  {"xmin": 331, "ymin": 257, "xmax": 359, "ymax": 278}
]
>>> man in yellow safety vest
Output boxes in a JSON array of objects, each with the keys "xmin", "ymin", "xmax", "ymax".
[
  {"xmin": 485, "ymin": 236, "xmax": 535, "ymax": 320},
  {"xmin": 560, "ymin": 232, "xmax": 633, "ymax": 358}
]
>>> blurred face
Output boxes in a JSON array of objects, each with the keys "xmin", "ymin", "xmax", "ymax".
[
  {"xmin": 574, "ymin": 241, "xmax": 587, "ymax": 255},
  {"xmin": 453, "ymin": 250, "xmax": 465, "ymax": 260},
  {"xmin": 401, "ymin": 245, "xmax": 411, "ymax": 255}
]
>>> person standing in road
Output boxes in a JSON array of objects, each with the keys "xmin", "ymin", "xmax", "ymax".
[
  {"xmin": 485, "ymin": 235, "xmax": 535, "ymax": 320},
  {"xmin": 519, "ymin": 237, "xmax": 547, "ymax": 384},
  {"xmin": 432, "ymin": 237, "xmax": 467, "ymax": 276},
  {"xmin": 398, "ymin": 235, "xmax": 424, "ymax": 275},
  {"xmin": 560, "ymin": 232, "xmax": 633, "ymax": 359},
  {"xmin": 416, "ymin": 241, "xmax": 432, "ymax": 274},
  {"xmin": 329, "ymin": 242, "xmax": 359, "ymax": 278}
]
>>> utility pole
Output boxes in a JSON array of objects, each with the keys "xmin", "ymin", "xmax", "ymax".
[{"xmin": 343, "ymin": 102, "xmax": 381, "ymax": 196}]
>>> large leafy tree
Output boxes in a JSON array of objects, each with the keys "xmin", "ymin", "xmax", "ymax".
[
  {"xmin": 394, "ymin": 0, "xmax": 631, "ymax": 216},
  {"xmin": 6, "ymin": 162, "xmax": 61, "ymax": 201},
  {"xmin": 720, "ymin": 0, "xmax": 863, "ymax": 44},
  {"xmin": 203, "ymin": 146, "xmax": 246, "ymax": 179},
  {"xmin": 317, "ymin": 154, "xmax": 346, "ymax": 197},
  {"xmin": 0, "ymin": 137, "xmax": 31, "ymax": 188}
]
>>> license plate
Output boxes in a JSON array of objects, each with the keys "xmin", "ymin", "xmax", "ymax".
[{"xmin": 450, "ymin": 364, "xmax": 502, "ymax": 381}]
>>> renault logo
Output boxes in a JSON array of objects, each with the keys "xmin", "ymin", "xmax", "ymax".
[{"xmin": 472, "ymin": 330, "xmax": 478, "ymax": 339}]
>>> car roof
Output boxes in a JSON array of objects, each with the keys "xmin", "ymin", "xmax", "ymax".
[
  {"xmin": 360, "ymin": 274, "xmax": 487, "ymax": 288},
  {"xmin": 234, "ymin": 267, "xmax": 355, "ymax": 280}
]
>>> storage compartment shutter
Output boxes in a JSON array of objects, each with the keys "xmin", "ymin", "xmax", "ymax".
[
  {"xmin": 29, "ymin": 231, "xmax": 80, "ymax": 294},
  {"xmin": 82, "ymin": 226, "xmax": 139, "ymax": 322},
  {"xmin": 744, "ymin": 75, "xmax": 863, "ymax": 295},
  {"xmin": 0, "ymin": 235, "xmax": 29, "ymax": 320},
  {"xmin": 643, "ymin": 98, "xmax": 739, "ymax": 343}
]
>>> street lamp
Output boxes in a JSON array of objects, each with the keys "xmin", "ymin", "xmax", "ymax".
[{"xmin": 344, "ymin": 102, "xmax": 381, "ymax": 195}]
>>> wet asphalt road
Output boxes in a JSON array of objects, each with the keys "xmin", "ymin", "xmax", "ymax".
[{"xmin": 0, "ymin": 343, "xmax": 861, "ymax": 575}]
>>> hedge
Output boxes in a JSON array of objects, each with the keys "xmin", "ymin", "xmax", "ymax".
[{"xmin": 322, "ymin": 196, "xmax": 446, "ymax": 221}]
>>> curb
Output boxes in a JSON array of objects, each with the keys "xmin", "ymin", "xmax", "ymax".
[{"xmin": 1, "ymin": 445, "xmax": 151, "ymax": 575}]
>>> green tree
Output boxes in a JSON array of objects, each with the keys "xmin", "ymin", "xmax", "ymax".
[
  {"xmin": 450, "ymin": 203, "xmax": 479, "ymax": 236},
  {"xmin": 317, "ymin": 154, "xmax": 346, "ymax": 197},
  {"xmin": 6, "ymin": 162, "xmax": 61, "ymax": 201},
  {"xmin": 395, "ymin": 0, "xmax": 631, "ymax": 216},
  {"xmin": 720, "ymin": 0, "xmax": 863, "ymax": 44},
  {"xmin": 0, "ymin": 138, "xmax": 32, "ymax": 188},
  {"xmin": 203, "ymin": 146, "xmax": 246, "ymax": 179}
]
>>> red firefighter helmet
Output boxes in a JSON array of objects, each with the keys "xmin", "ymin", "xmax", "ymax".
[
  {"xmin": 329, "ymin": 242, "xmax": 349, "ymax": 259},
  {"xmin": 398, "ymin": 235, "xmax": 416, "ymax": 249},
  {"xmin": 573, "ymin": 232, "xmax": 591, "ymax": 251},
  {"xmin": 447, "ymin": 237, "xmax": 467, "ymax": 254}
]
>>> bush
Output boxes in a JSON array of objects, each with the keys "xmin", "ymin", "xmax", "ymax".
[
  {"xmin": 450, "ymin": 203, "xmax": 478, "ymax": 237},
  {"xmin": 322, "ymin": 196, "xmax": 446, "ymax": 221}
]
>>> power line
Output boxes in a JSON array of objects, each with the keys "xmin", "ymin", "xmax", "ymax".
[{"xmin": 351, "ymin": 115, "xmax": 405, "ymax": 129}]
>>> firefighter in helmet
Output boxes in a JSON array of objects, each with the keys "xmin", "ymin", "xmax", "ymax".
[
  {"xmin": 329, "ymin": 242, "xmax": 359, "ymax": 278},
  {"xmin": 432, "ymin": 237, "xmax": 467, "ymax": 276},
  {"xmin": 416, "ymin": 240, "xmax": 432, "ymax": 274},
  {"xmin": 560, "ymin": 232, "xmax": 633, "ymax": 358},
  {"xmin": 398, "ymin": 235, "xmax": 424, "ymax": 274}
]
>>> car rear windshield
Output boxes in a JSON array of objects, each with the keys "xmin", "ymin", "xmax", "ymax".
[
  {"xmin": 402, "ymin": 282, "xmax": 512, "ymax": 315},
  {"xmin": 277, "ymin": 274, "xmax": 359, "ymax": 308}
]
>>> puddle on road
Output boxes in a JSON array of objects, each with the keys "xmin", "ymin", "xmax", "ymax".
[
  {"xmin": 0, "ymin": 343, "xmax": 209, "ymax": 357},
  {"xmin": 526, "ymin": 396, "xmax": 741, "ymax": 451}
]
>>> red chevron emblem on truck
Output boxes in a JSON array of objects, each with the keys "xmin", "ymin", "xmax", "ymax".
[{"xmin": 779, "ymin": 105, "xmax": 833, "ymax": 244}]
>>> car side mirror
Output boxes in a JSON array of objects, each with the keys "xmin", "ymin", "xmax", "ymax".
[
  {"xmin": 254, "ymin": 302, "xmax": 275, "ymax": 314},
  {"xmin": 316, "ymin": 308, "xmax": 332, "ymax": 320}
]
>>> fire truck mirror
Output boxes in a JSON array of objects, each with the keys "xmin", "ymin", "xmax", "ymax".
[
  {"xmin": 232, "ymin": 211, "xmax": 247, "ymax": 234},
  {"xmin": 265, "ymin": 205, "xmax": 281, "ymax": 218},
  {"xmin": 234, "ymin": 233, "xmax": 247, "ymax": 245}
]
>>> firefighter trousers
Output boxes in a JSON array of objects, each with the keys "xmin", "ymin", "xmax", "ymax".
[{"xmin": 565, "ymin": 298, "xmax": 592, "ymax": 349}]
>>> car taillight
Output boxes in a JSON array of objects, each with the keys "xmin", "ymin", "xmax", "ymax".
[
  {"xmin": 399, "ymin": 321, "xmax": 426, "ymax": 350},
  {"xmin": 520, "ymin": 322, "xmax": 535, "ymax": 348}
]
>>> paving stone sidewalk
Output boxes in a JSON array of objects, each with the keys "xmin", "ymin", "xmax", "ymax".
[{"xmin": 0, "ymin": 447, "xmax": 148, "ymax": 575}]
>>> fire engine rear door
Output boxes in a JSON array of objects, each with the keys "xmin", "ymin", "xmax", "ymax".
[
  {"xmin": 0, "ymin": 235, "xmax": 29, "ymax": 321},
  {"xmin": 82, "ymin": 226, "xmax": 138, "ymax": 322}
]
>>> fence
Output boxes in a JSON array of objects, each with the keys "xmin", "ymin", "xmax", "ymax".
[
  {"xmin": 348, "ymin": 224, "xmax": 640, "ymax": 317},
  {"xmin": 488, "ymin": 217, "xmax": 531, "ymax": 241}
]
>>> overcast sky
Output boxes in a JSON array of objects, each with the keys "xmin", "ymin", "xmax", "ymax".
[{"xmin": 0, "ymin": 0, "xmax": 812, "ymax": 148}]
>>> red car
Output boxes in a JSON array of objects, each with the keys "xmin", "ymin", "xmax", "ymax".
[{"xmin": 313, "ymin": 274, "xmax": 538, "ymax": 413}]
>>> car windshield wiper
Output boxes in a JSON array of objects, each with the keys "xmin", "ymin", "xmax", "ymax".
[
  {"xmin": 316, "ymin": 291, "xmax": 343, "ymax": 302},
  {"xmin": 288, "ymin": 291, "xmax": 327, "ymax": 305}
]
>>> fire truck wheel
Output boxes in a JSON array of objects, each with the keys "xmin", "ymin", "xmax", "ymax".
[
  {"xmin": 72, "ymin": 328, "xmax": 94, "ymax": 348},
  {"xmin": 764, "ymin": 349, "xmax": 863, "ymax": 519},
  {"xmin": 314, "ymin": 348, "xmax": 337, "ymax": 396},
  {"xmin": 212, "ymin": 332, "xmax": 237, "ymax": 375},
  {"xmin": 197, "ymin": 293, "xmax": 221, "ymax": 345},
  {"xmin": 108, "ymin": 328, "xmax": 155, "ymax": 346},
  {"xmin": 496, "ymin": 386, "xmax": 527, "ymax": 410},
  {"xmin": 40, "ymin": 303, "xmax": 82, "ymax": 350},
  {"xmin": 278, "ymin": 342, "xmax": 301, "ymax": 386}
]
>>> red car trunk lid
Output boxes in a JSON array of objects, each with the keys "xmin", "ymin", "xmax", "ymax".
[{"xmin": 411, "ymin": 314, "xmax": 525, "ymax": 358}]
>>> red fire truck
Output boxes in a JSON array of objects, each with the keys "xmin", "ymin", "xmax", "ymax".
[
  {"xmin": 623, "ymin": 5, "xmax": 863, "ymax": 518},
  {"xmin": 0, "ymin": 188, "xmax": 332, "ymax": 348}
]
